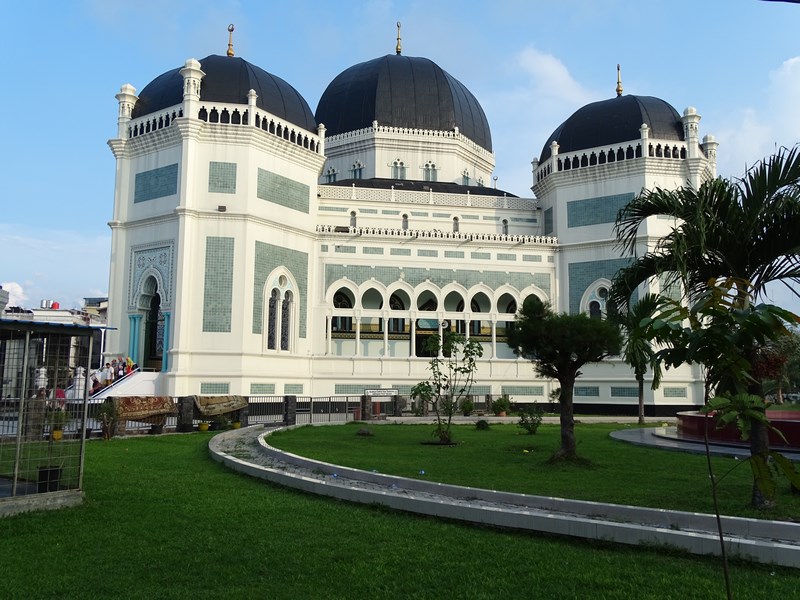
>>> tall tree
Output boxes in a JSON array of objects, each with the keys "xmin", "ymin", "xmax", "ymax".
[
  {"xmin": 608, "ymin": 294, "xmax": 662, "ymax": 424},
  {"xmin": 610, "ymin": 146, "xmax": 800, "ymax": 507},
  {"xmin": 508, "ymin": 296, "xmax": 621, "ymax": 460}
]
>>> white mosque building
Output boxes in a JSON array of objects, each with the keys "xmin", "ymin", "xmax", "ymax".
[{"xmin": 105, "ymin": 28, "xmax": 716, "ymax": 414}]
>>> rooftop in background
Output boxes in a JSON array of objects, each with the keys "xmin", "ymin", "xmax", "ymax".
[{"xmin": 322, "ymin": 178, "xmax": 517, "ymax": 198}]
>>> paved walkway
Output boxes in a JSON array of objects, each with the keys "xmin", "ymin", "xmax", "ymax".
[{"xmin": 209, "ymin": 421, "xmax": 800, "ymax": 568}]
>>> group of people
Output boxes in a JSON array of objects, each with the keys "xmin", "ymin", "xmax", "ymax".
[{"xmin": 90, "ymin": 357, "xmax": 137, "ymax": 394}]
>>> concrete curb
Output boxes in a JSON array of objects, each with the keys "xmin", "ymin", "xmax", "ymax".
[{"xmin": 208, "ymin": 425, "xmax": 799, "ymax": 568}]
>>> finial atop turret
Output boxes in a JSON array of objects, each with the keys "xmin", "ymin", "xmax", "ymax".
[
  {"xmin": 615, "ymin": 64, "xmax": 623, "ymax": 97},
  {"xmin": 396, "ymin": 21, "xmax": 402, "ymax": 55},
  {"xmin": 227, "ymin": 24, "xmax": 235, "ymax": 57}
]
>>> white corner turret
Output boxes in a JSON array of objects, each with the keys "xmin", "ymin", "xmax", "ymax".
[
  {"xmin": 179, "ymin": 58, "xmax": 205, "ymax": 118},
  {"xmin": 115, "ymin": 84, "xmax": 138, "ymax": 139}
]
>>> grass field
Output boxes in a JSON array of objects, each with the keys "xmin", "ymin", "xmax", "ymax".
[
  {"xmin": 268, "ymin": 422, "xmax": 800, "ymax": 521},
  {"xmin": 0, "ymin": 430, "xmax": 798, "ymax": 599}
]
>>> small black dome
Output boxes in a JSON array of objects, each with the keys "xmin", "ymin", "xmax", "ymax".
[
  {"xmin": 131, "ymin": 55, "xmax": 316, "ymax": 133},
  {"xmin": 539, "ymin": 95, "xmax": 684, "ymax": 162},
  {"xmin": 316, "ymin": 54, "xmax": 492, "ymax": 152}
]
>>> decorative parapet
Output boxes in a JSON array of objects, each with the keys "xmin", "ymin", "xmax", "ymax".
[
  {"xmin": 321, "ymin": 184, "xmax": 537, "ymax": 210},
  {"xmin": 316, "ymin": 224, "xmax": 557, "ymax": 245},
  {"xmin": 534, "ymin": 138, "xmax": 695, "ymax": 184},
  {"xmin": 124, "ymin": 102, "xmax": 321, "ymax": 154},
  {"xmin": 325, "ymin": 123, "xmax": 494, "ymax": 159}
]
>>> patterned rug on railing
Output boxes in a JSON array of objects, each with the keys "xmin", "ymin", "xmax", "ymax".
[
  {"xmin": 115, "ymin": 396, "xmax": 178, "ymax": 421},
  {"xmin": 193, "ymin": 395, "xmax": 248, "ymax": 417}
]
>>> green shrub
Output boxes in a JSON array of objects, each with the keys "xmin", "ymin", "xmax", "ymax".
[
  {"xmin": 461, "ymin": 397, "xmax": 474, "ymax": 416},
  {"xmin": 475, "ymin": 419, "xmax": 490, "ymax": 431},
  {"xmin": 518, "ymin": 402, "xmax": 544, "ymax": 435},
  {"xmin": 491, "ymin": 394, "xmax": 510, "ymax": 415}
]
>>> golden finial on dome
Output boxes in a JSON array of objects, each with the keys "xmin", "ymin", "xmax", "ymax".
[
  {"xmin": 227, "ymin": 24, "xmax": 235, "ymax": 57},
  {"xmin": 616, "ymin": 63, "xmax": 623, "ymax": 97},
  {"xmin": 396, "ymin": 21, "xmax": 402, "ymax": 55}
]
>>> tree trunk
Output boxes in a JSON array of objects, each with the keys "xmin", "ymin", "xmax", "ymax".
[
  {"xmin": 637, "ymin": 373, "xmax": 645, "ymax": 425},
  {"xmin": 553, "ymin": 378, "xmax": 577, "ymax": 460},
  {"xmin": 750, "ymin": 417, "xmax": 775, "ymax": 510}
]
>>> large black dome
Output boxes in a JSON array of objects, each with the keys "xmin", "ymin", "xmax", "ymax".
[
  {"xmin": 316, "ymin": 54, "xmax": 492, "ymax": 152},
  {"xmin": 539, "ymin": 95, "xmax": 684, "ymax": 162},
  {"xmin": 131, "ymin": 55, "xmax": 316, "ymax": 132}
]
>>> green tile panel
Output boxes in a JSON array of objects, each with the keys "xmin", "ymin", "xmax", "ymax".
[
  {"xmin": 411, "ymin": 211, "xmax": 429, "ymax": 217},
  {"xmin": 319, "ymin": 206, "xmax": 348, "ymax": 212},
  {"xmin": 202, "ymin": 237, "xmax": 234, "ymax": 332},
  {"xmin": 321, "ymin": 245, "xmax": 328, "ymax": 252},
  {"xmin": 497, "ymin": 253, "xmax": 516, "ymax": 261},
  {"xmin": 382, "ymin": 210, "xmax": 400, "ymax": 215},
  {"xmin": 250, "ymin": 383, "xmax": 276, "ymax": 395},
  {"xmin": 568, "ymin": 258, "xmax": 631, "ymax": 314},
  {"xmin": 610, "ymin": 386, "xmax": 639, "ymax": 397},
  {"xmin": 417, "ymin": 250, "xmax": 438, "ymax": 257},
  {"xmin": 360, "ymin": 208, "xmax": 378, "ymax": 214},
  {"xmin": 523, "ymin": 255, "xmax": 542, "ymax": 262},
  {"xmin": 511, "ymin": 217, "xmax": 537, "ymax": 223},
  {"xmin": 335, "ymin": 246, "xmax": 356, "ymax": 254},
  {"xmin": 208, "ymin": 161, "xmax": 237, "ymax": 194},
  {"xmin": 200, "ymin": 383, "xmax": 230, "ymax": 394},
  {"xmin": 363, "ymin": 247, "xmax": 384, "ymax": 255},
  {"xmin": 461, "ymin": 214, "xmax": 480, "ymax": 220},
  {"xmin": 390, "ymin": 248, "xmax": 412, "ymax": 256},
  {"xmin": 567, "ymin": 193, "xmax": 634, "ymax": 228},
  {"xmin": 663, "ymin": 387, "xmax": 688, "ymax": 398},
  {"xmin": 134, "ymin": 164, "xmax": 178, "ymax": 203},
  {"xmin": 284, "ymin": 383, "xmax": 304, "ymax": 394},
  {"xmin": 544, "ymin": 207, "xmax": 553, "ymax": 235},
  {"xmin": 252, "ymin": 241, "xmax": 308, "ymax": 338},
  {"xmin": 501, "ymin": 386, "xmax": 545, "ymax": 396},
  {"xmin": 257, "ymin": 168, "xmax": 309, "ymax": 213},
  {"xmin": 574, "ymin": 386, "xmax": 600, "ymax": 397},
  {"xmin": 482, "ymin": 216, "xmax": 500, "ymax": 221},
  {"xmin": 444, "ymin": 251, "xmax": 464, "ymax": 259},
  {"xmin": 432, "ymin": 212, "xmax": 451, "ymax": 218},
  {"xmin": 470, "ymin": 252, "xmax": 490, "ymax": 260}
]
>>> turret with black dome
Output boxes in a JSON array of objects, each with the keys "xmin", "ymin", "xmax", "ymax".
[
  {"xmin": 316, "ymin": 53, "xmax": 492, "ymax": 152},
  {"xmin": 539, "ymin": 94, "xmax": 684, "ymax": 163},
  {"xmin": 131, "ymin": 54, "xmax": 316, "ymax": 133}
]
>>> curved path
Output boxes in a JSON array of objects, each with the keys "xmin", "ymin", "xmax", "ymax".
[{"xmin": 209, "ymin": 424, "xmax": 800, "ymax": 568}]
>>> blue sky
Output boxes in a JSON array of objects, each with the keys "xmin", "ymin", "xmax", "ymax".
[{"xmin": 2, "ymin": 0, "xmax": 799, "ymax": 311}]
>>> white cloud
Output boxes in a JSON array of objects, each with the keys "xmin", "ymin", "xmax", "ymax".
[
  {"xmin": 1, "ymin": 282, "xmax": 27, "ymax": 307},
  {"xmin": 715, "ymin": 56, "xmax": 800, "ymax": 180}
]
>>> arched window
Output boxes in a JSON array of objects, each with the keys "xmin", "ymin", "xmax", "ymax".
[
  {"xmin": 589, "ymin": 301, "xmax": 602, "ymax": 319},
  {"xmin": 267, "ymin": 275, "xmax": 297, "ymax": 352},
  {"xmin": 351, "ymin": 161, "xmax": 364, "ymax": 179},
  {"xmin": 281, "ymin": 291, "xmax": 293, "ymax": 350},
  {"xmin": 267, "ymin": 289, "xmax": 279, "ymax": 350},
  {"xmin": 583, "ymin": 285, "xmax": 609, "ymax": 320},
  {"xmin": 402, "ymin": 214, "xmax": 409, "ymax": 230},
  {"xmin": 452, "ymin": 217, "xmax": 460, "ymax": 233},
  {"xmin": 325, "ymin": 167, "xmax": 337, "ymax": 184},
  {"xmin": 332, "ymin": 291, "xmax": 353, "ymax": 333},
  {"xmin": 389, "ymin": 293, "xmax": 406, "ymax": 333},
  {"xmin": 392, "ymin": 159, "xmax": 406, "ymax": 180},
  {"xmin": 423, "ymin": 161, "xmax": 437, "ymax": 182},
  {"xmin": 350, "ymin": 211, "xmax": 357, "ymax": 228},
  {"xmin": 502, "ymin": 219, "xmax": 509, "ymax": 235},
  {"xmin": 461, "ymin": 169, "xmax": 470, "ymax": 186}
]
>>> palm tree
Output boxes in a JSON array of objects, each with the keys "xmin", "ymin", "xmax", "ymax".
[
  {"xmin": 610, "ymin": 145, "xmax": 800, "ymax": 509},
  {"xmin": 610, "ymin": 145, "xmax": 800, "ymax": 309},
  {"xmin": 608, "ymin": 294, "xmax": 662, "ymax": 424}
]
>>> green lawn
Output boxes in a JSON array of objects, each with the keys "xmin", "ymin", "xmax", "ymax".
[
  {"xmin": 0, "ymin": 432, "xmax": 797, "ymax": 599},
  {"xmin": 267, "ymin": 422, "xmax": 800, "ymax": 521}
]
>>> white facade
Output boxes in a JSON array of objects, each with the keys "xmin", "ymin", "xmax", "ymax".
[{"xmin": 105, "ymin": 51, "xmax": 718, "ymax": 414}]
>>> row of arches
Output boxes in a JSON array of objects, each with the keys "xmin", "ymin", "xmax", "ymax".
[{"xmin": 325, "ymin": 281, "xmax": 546, "ymax": 358}]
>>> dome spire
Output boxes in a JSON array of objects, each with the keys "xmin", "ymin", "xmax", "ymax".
[
  {"xmin": 227, "ymin": 24, "xmax": 235, "ymax": 57},
  {"xmin": 396, "ymin": 21, "xmax": 402, "ymax": 55},
  {"xmin": 615, "ymin": 64, "xmax": 623, "ymax": 97}
]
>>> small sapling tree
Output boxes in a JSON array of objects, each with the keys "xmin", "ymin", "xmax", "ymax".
[{"xmin": 411, "ymin": 332, "xmax": 483, "ymax": 444}]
